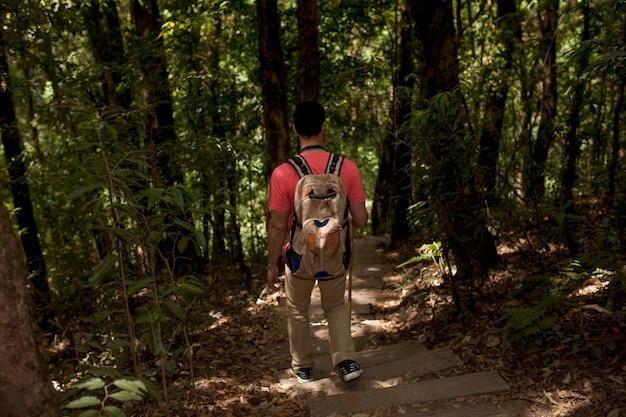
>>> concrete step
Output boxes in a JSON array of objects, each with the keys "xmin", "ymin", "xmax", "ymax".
[{"xmin": 307, "ymin": 371, "xmax": 510, "ymax": 417}]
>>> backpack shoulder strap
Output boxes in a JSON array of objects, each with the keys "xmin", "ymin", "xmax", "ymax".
[
  {"xmin": 325, "ymin": 153, "xmax": 344, "ymax": 176},
  {"xmin": 288, "ymin": 154, "xmax": 312, "ymax": 178}
]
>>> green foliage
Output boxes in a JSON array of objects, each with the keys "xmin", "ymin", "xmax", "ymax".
[
  {"xmin": 499, "ymin": 293, "xmax": 563, "ymax": 357},
  {"xmin": 62, "ymin": 371, "xmax": 162, "ymax": 417}
]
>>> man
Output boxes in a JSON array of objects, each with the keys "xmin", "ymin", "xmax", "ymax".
[{"xmin": 266, "ymin": 101, "xmax": 368, "ymax": 383}]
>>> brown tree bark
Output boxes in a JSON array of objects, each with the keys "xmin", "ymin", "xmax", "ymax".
[
  {"xmin": 372, "ymin": 0, "xmax": 414, "ymax": 242},
  {"xmin": 296, "ymin": 0, "xmax": 320, "ymax": 103},
  {"xmin": 412, "ymin": 0, "xmax": 500, "ymax": 313},
  {"xmin": 477, "ymin": 0, "xmax": 520, "ymax": 205},
  {"xmin": 83, "ymin": 0, "xmax": 132, "ymax": 110},
  {"xmin": 0, "ymin": 26, "xmax": 53, "ymax": 332},
  {"xmin": 560, "ymin": 0, "xmax": 590, "ymax": 256},
  {"xmin": 525, "ymin": 1, "xmax": 559, "ymax": 201},
  {"xmin": 0, "ymin": 200, "xmax": 60, "ymax": 417},
  {"xmin": 131, "ymin": 0, "xmax": 180, "ymax": 185},
  {"xmin": 257, "ymin": 0, "xmax": 291, "ymax": 182}
]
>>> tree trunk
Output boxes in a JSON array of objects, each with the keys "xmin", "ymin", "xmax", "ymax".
[
  {"xmin": 608, "ymin": 10, "xmax": 626, "ymax": 202},
  {"xmin": 525, "ymin": 1, "xmax": 559, "ymax": 201},
  {"xmin": 131, "ymin": 0, "xmax": 180, "ymax": 185},
  {"xmin": 83, "ymin": 0, "xmax": 132, "ymax": 110},
  {"xmin": 412, "ymin": 0, "xmax": 500, "ymax": 313},
  {"xmin": 0, "ymin": 200, "xmax": 60, "ymax": 417},
  {"xmin": 373, "ymin": 0, "xmax": 413, "ymax": 239},
  {"xmin": 560, "ymin": 0, "xmax": 590, "ymax": 256},
  {"xmin": 296, "ymin": 0, "xmax": 320, "ymax": 103},
  {"xmin": 0, "ymin": 30, "xmax": 53, "ymax": 332},
  {"xmin": 257, "ymin": 0, "xmax": 291, "ymax": 182},
  {"xmin": 477, "ymin": 0, "xmax": 520, "ymax": 205}
]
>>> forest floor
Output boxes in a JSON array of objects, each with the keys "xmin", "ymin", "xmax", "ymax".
[
  {"xmin": 56, "ymin": 206, "xmax": 626, "ymax": 417},
  {"xmin": 138, "ymin": 224, "xmax": 626, "ymax": 417}
]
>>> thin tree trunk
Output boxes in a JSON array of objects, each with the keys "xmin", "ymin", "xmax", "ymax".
[
  {"xmin": 0, "ymin": 30, "xmax": 53, "ymax": 332},
  {"xmin": 257, "ymin": 0, "xmax": 291, "ymax": 182},
  {"xmin": 608, "ymin": 10, "xmax": 626, "ymax": 201},
  {"xmin": 83, "ymin": 0, "xmax": 132, "ymax": 110},
  {"xmin": 131, "ymin": 0, "xmax": 180, "ymax": 185},
  {"xmin": 391, "ymin": 0, "xmax": 414, "ymax": 243},
  {"xmin": 561, "ymin": 0, "xmax": 590, "ymax": 256},
  {"xmin": 525, "ymin": 1, "xmax": 559, "ymax": 201},
  {"xmin": 0, "ymin": 200, "xmax": 60, "ymax": 417},
  {"xmin": 477, "ymin": 0, "xmax": 520, "ymax": 205},
  {"xmin": 373, "ymin": 0, "xmax": 413, "ymax": 238},
  {"xmin": 296, "ymin": 0, "xmax": 320, "ymax": 103}
]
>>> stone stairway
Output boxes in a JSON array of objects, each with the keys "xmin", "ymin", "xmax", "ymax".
[{"xmin": 275, "ymin": 235, "xmax": 530, "ymax": 417}]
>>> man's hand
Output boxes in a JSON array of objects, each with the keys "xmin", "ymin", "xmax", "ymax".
[{"xmin": 266, "ymin": 264, "xmax": 281, "ymax": 292}]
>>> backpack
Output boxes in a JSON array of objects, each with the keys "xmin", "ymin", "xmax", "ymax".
[{"xmin": 286, "ymin": 153, "xmax": 351, "ymax": 280}]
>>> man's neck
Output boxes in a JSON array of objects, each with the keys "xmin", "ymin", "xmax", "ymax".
[{"xmin": 299, "ymin": 136, "xmax": 324, "ymax": 153}]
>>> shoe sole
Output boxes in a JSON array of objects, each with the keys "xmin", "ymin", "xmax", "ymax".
[
  {"xmin": 342, "ymin": 368, "xmax": 362, "ymax": 382},
  {"xmin": 290, "ymin": 368, "xmax": 313, "ymax": 383}
]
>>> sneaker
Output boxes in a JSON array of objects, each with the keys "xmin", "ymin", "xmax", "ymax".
[
  {"xmin": 337, "ymin": 359, "xmax": 362, "ymax": 382},
  {"xmin": 290, "ymin": 366, "xmax": 313, "ymax": 383}
]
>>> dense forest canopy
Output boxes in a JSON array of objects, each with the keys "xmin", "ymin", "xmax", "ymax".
[{"xmin": 0, "ymin": 0, "xmax": 624, "ymax": 414}]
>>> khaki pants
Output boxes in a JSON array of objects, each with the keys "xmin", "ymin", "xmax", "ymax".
[{"xmin": 285, "ymin": 268, "xmax": 356, "ymax": 369}]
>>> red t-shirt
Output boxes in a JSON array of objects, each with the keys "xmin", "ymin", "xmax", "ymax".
[{"xmin": 268, "ymin": 151, "xmax": 366, "ymax": 220}]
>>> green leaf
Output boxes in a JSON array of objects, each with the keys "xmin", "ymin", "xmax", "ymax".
[
  {"xmin": 194, "ymin": 229, "xmax": 207, "ymax": 252},
  {"xmin": 89, "ymin": 255, "xmax": 118, "ymax": 284},
  {"xmin": 68, "ymin": 182, "xmax": 106, "ymax": 200},
  {"xmin": 86, "ymin": 367, "xmax": 123, "ymax": 379},
  {"xmin": 147, "ymin": 187, "xmax": 165, "ymax": 208},
  {"xmin": 164, "ymin": 299, "xmax": 184, "ymax": 320},
  {"xmin": 103, "ymin": 406, "xmax": 127, "ymax": 417},
  {"xmin": 173, "ymin": 219, "xmax": 195, "ymax": 232},
  {"xmin": 109, "ymin": 390, "xmax": 143, "ymax": 402},
  {"xmin": 113, "ymin": 379, "xmax": 145, "ymax": 395},
  {"xmin": 64, "ymin": 396, "xmax": 102, "ymax": 409},
  {"xmin": 136, "ymin": 377, "xmax": 164, "ymax": 402},
  {"xmin": 126, "ymin": 278, "xmax": 155, "ymax": 296},
  {"xmin": 78, "ymin": 410, "xmax": 99, "ymax": 417},
  {"xmin": 73, "ymin": 377, "xmax": 106, "ymax": 390},
  {"xmin": 180, "ymin": 281, "xmax": 203, "ymax": 294},
  {"xmin": 170, "ymin": 187, "xmax": 184, "ymax": 208},
  {"xmin": 177, "ymin": 236, "xmax": 189, "ymax": 253}
]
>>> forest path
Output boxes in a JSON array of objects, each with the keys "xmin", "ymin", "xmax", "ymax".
[{"xmin": 274, "ymin": 234, "xmax": 531, "ymax": 417}]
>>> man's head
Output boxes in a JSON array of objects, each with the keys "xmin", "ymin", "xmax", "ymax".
[{"xmin": 293, "ymin": 101, "xmax": 326, "ymax": 137}]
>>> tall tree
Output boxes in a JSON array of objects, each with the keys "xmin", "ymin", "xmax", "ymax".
[
  {"xmin": 525, "ymin": 0, "xmax": 559, "ymax": 201},
  {"xmin": 372, "ymin": 0, "xmax": 414, "ymax": 242},
  {"xmin": 412, "ymin": 0, "xmax": 500, "ymax": 312},
  {"xmin": 560, "ymin": 0, "xmax": 590, "ymax": 256},
  {"xmin": 83, "ymin": 0, "xmax": 132, "ymax": 111},
  {"xmin": 0, "ymin": 19, "xmax": 52, "ymax": 331},
  {"xmin": 296, "ymin": 0, "xmax": 320, "ymax": 103},
  {"xmin": 257, "ymin": 0, "xmax": 291, "ymax": 181},
  {"xmin": 476, "ymin": 0, "xmax": 520, "ymax": 205},
  {"xmin": 131, "ymin": 0, "xmax": 180, "ymax": 185},
  {"xmin": 0, "ymin": 199, "xmax": 60, "ymax": 417},
  {"xmin": 607, "ymin": 6, "xmax": 626, "ymax": 202}
]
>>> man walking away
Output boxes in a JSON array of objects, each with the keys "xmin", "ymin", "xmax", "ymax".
[{"xmin": 266, "ymin": 101, "xmax": 368, "ymax": 383}]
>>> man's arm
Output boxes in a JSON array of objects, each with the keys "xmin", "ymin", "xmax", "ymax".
[
  {"xmin": 349, "ymin": 202, "xmax": 368, "ymax": 228},
  {"xmin": 266, "ymin": 209, "xmax": 290, "ymax": 292}
]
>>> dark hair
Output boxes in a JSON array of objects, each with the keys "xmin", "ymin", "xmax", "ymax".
[{"xmin": 293, "ymin": 101, "xmax": 325, "ymax": 137}]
